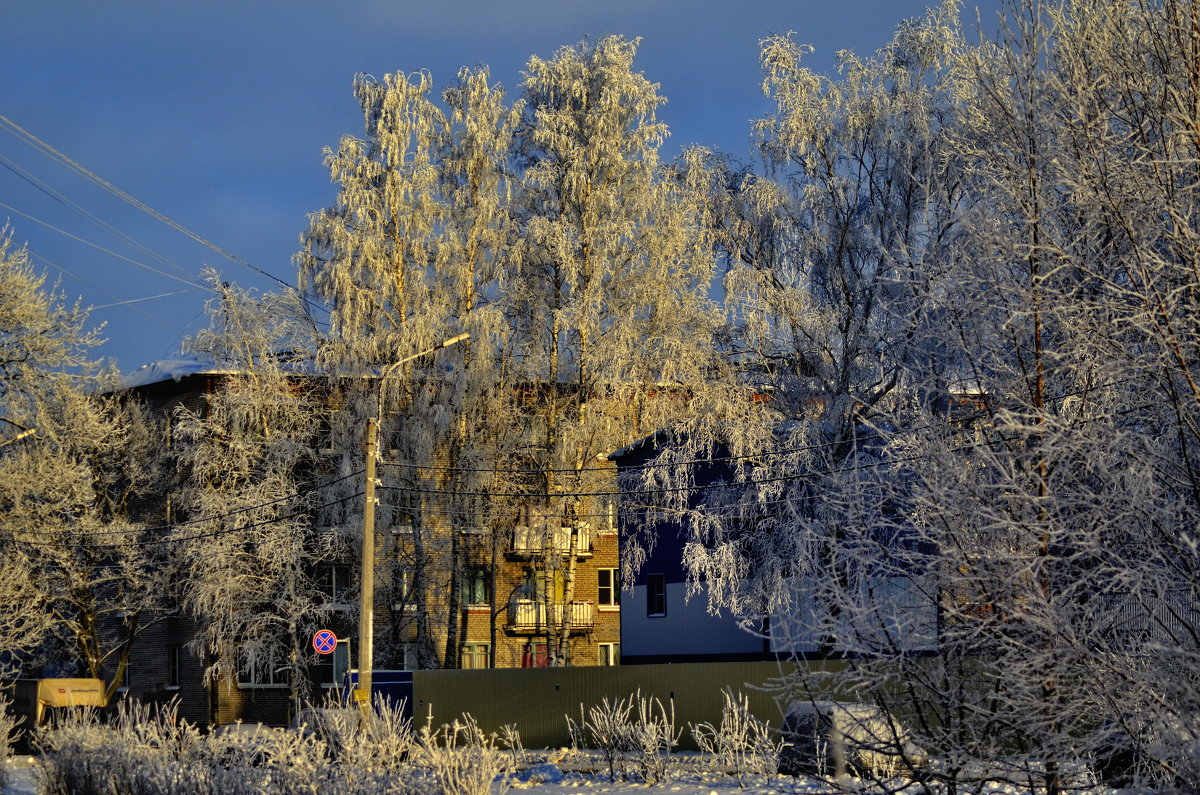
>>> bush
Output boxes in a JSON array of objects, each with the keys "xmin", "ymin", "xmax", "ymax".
[
  {"xmin": 777, "ymin": 700, "xmax": 926, "ymax": 782},
  {"xmin": 413, "ymin": 711, "xmax": 510, "ymax": 795},
  {"xmin": 690, "ymin": 689, "xmax": 782, "ymax": 785},
  {"xmin": 567, "ymin": 689, "xmax": 681, "ymax": 784},
  {"xmin": 0, "ymin": 691, "xmax": 18, "ymax": 791}
]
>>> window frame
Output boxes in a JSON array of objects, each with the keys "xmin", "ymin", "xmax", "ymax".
[
  {"xmin": 461, "ymin": 642, "xmax": 490, "ymax": 669},
  {"xmin": 597, "ymin": 568, "xmax": 620, "ymax": 610},
  {"xmin": 647, "ymin": 573, "xmax": 666, "ymax": 617},
  {"xmin": 598, "ymin": 642, "xmax": 620, "ymax": 666}
]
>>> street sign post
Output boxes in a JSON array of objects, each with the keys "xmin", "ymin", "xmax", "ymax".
[{"xmin": 312, "ymin": 629, "xmax": 337, "ymax": 655}]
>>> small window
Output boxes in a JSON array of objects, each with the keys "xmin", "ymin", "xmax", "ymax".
[
  {"xmin": 463, "ymin": 567, "xmax": 491, "ymax": 606},
  {"xmin": 313, "ymin": 639, "xmax": 350, "ymax": 688},
  {"xmin": 598, "ymin": 569, "xmax": 620, "ymax": 608},
  {"xmin": 396, "ymin": 643, "xmax": 421, "ymax": 670},
  {"xmin": 237, "ymin": 650, "xmax": 286, "ymax": 688},
  {"xmin": 647, "ymin": 574, "xmax": 666, "ymax": 617},
  {"xmin": 521, "ymin": 642, "xmax": 569, "ymax": 667},
  {"xmin": 598, "ymin": 642, "xmax": 620, "ymax": 666},
  {"xmin": 461, "ymin": 643, "xmax": 490, "ymax": 669},
  {"xmin": 166, "ymin": 646, "xmax": 180, "ymax": 689},
  {"xmin": 316, "ymin": 564, "xmax": 353, "ymax": 606}
]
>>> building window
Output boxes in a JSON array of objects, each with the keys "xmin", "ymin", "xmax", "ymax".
[
  {"xmin": 396, "ymin": 643, "xmax": 421, "ymax": 670},
  {"xmin": 598, "ymin": 569, "xmax": 620, "ymax": 608},
  {"xmin": 316, "ymin": 563, "xmax": 353, "ymax": 607},
  {"xmin": 523, "ymin": 567, "xmax": 565, "ymax": 603},
  {"xmin": 166, "ymin": 646, "xmax": 180, "ymax": 690},
  {"xmin": 521, "ymin": 642, "xmax": 570, "ymax": 667},
  {"xmin": 599, "ymin": 500, "xmax": 618, "ymax": 536},
  {"xmin": 598, "ymin": 642, "xmax": 620, "ymax": 666},
  {"xmin": 313, "ymin": 638, "xmax": 350, "ymax": 688},
  {"xmin": 461, "ymin": 643, "xmax": 490, "ymax": 669},
  {"xmin": 647, "ymin": 574, "xmax": 666, "ymax": 616},
  {"xmin": 237, "ymin": 651, "xmax": 286, "ymax": 688},
  {"xmin": 392, "ymin": 567, "xmax": 417, "ymax": 612},
  {"xmin": 463, "ymin": 566, "xmax": 491, "ymax": 606}
]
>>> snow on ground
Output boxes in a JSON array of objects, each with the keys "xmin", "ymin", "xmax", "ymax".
[
  {"xmin": 1, "ymin": 756, "xmax": 36, "ymax": 795},
  {"xmin": 0, "ymin": 753, "xmax": 1108, "ymax": 795}
]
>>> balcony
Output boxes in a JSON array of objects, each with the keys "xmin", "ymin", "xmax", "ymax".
[
  {"xmin": 511, "ymin": 523, "xmax": 592, "ymax": 557},
  {"xmin": 505, "ymin": 599, "xmax": 595, "ymax": 634}
]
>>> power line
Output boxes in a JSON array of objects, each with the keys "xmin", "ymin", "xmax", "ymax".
[
  {"xmin": 0, "ymin": 113, "xmax": 332, "ymax": 320},
  {"xmin": 6, "ymin": 469, "xmax": 365, "ymax": 540},
  {"xmin": 376, "ymin": 398, "xmax": 1162, "ymax": 502},
  {"xmin": 91, "ymin": 289, "xmax": 196, "ymax": 310},
  {"xmin": 6, "ymin": 490, "xmax": 365, "ymax": 550},
  {"xmin": 0, "ymin": 153, "xmax": 204, "ymax": 285},
  {"xmin": 30, "ymin": 250, "xmax": 186, "ymax": 334},
  {"xmin": 0, "ymin": 200, "xmax": 212, "ymax": 292},
  {"xmin": 375, "ymin": 374, "xmax": 1147, "ymax": 479}
]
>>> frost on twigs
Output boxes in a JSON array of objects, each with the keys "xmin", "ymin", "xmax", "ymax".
[
  {"xmin": 413, "ymin": 710, "xmax": 511, "ymax": 795},
  {"xmin": 0, "ymin": 691, "xmax": 17, "ymax": 790},
  {"xmin": 566, "ymin": 689, "xmax": 681, "ymax": 784},
  {"xmin": 690, "ymin": 688, "xmax": 782, "ymax": 786}
]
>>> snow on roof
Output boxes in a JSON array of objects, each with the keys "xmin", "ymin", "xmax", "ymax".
[{"xmin": 120, "ymin": 359, "xmax": 236, "ymax": 389}]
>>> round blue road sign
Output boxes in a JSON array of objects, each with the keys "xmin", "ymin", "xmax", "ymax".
[{"xmin": 313, "ymin": 629, "xmax": 337, "ymax": 655}]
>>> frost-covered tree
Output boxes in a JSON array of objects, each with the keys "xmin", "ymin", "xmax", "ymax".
[
  {"xmin": 509, "ymin": 35, "xmax": 724, "ymax": 663},
  {"xmin": 888, "ymin": 0, "xmax": 1200, "ymax": 786},
  {"xmin": 300, "ymin": 65, "xmax": 527, "ymax": 668},
  {"xmin": 622, "ymin": 1, "xmax": 1200, "ymax": 791},
  {"xmin": 170, "ymin": 276, "xmax": 332, "ymax": 709},
  {"xmin": 299, "ymin": 39, "xmax": 724, "ymax": 668},
  {"xmin": 0, "ymin": 228, "xmax": 168, "ymax": 699},
  {"xmin": 626, "ymin": 2, "xmax": 967, "ymax": 631}
]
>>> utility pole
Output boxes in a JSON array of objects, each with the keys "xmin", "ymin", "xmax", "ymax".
[
  {"xmin": 355, "ymin": 332, "xmax": 469, "ymax": 711},
  {"xmin": 356, "ymin": 416, "xmax": 378, "ymax": 710}
]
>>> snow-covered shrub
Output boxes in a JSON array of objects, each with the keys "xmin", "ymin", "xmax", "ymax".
[
  {"xmin": 777, "ymin": 700, "xmax": 926, "ymax": 782},
  {"xmin": 0, "ymin": 691, "xmax": 17, "ymax": 790},
  {"xmin": 193, "ymin": 722, "xmax": 335, "ymax": 795},
  {"xmin": 690, "ymin": 689, "xmax": 782, "ymax": 784},
  {"xmin": 412, "ymin": 711, "xmax": 510, "ymax": 795},
  {"xmin": 567, "ymin": 694, "xmax": 634, "ymax": 781},
  {"xmin": 567, "ymin": 690, "xmax": 680, "ymax": 784},
  {"xmin": 35, "ymin": 707, "xmax": 112, "ymax": 795},
  {"xmin": 627, "ymin": 691, "xmax": 681, "ymax": 784},
  {"xmin": 36, "ymin": 705, "xmax": 340, "ymax": 795},
  {"xmin": 292, "ymin": 696, "xmax": 414, "ymax": 777}
]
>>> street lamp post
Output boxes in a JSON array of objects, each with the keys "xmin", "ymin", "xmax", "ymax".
[{"xmin": 356, "ymin": 332, "xmax": 469, "ymax": 709}]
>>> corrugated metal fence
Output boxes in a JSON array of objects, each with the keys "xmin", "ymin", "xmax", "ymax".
[{"xmin": 412, "ymin": 660, "xmax": 845, "ymax": 749}]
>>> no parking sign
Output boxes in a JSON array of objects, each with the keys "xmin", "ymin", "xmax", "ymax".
[{"xmin": 312, "ymin": 629, "xmax": 337, "ymax": 655}]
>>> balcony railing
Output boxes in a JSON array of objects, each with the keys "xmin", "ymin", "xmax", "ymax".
[
  {"xmin": 506, "ymin": 599, "xmax": 595, "ymax": 634},
  {"xmin": 511, "ymin": 523, "xmax": 592, "ymax": 556}
]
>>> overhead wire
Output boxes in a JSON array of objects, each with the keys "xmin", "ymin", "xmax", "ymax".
[
  {"xmin": 6, "ymin": 469, "xmax": 365, "ymax": 540},
  {"xmin": 0, "ymin": 153, "xmax": 205, "ymax": 285},
  {"xmin": 0, "ymin": 113, "xmax": 333, "ymax": 320},
  {"xmin": 30, "ymin": 250, "xmax": 186, "ymax": 334},
  {"xmin": 7, "ymin": 490, "xmax": 366, "ymax": 550},
  {"xmin": 0, "ymin": 200, "xmax": 213, "ymax": 293},
  {"xmin": 375, "ymin": 373, "xmax": 1147, "ymax": 479},
  {"xmin": 4, "ymin": 398, "xmax": 1170, "ymax": 551}
]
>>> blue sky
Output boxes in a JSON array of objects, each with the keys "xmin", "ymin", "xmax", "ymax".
[{"xmin": 0, "ymin": 0, "xmax": 1000, "ymax": 372}]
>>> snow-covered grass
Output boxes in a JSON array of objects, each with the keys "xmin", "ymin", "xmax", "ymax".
[{"xmin": 0, "ymin": 697, "xmax": 1121, "ymax": 795}]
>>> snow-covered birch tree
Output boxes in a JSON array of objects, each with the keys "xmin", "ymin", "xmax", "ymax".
[
  {"xmin": 627, "ymin": 1, "xmax": 1200, "ymax": 790},
  {"xmin": 299, "ymin": 66, "xmax": 527, "ymax": 669},
  {"xmin": 885, "ymin": 0, "xmax": 1200, "ymax": 786},
  {"xmin": 0, "ymin": 228, "xmax": 169, "ymax": 700},
  {"xmin": 170, "ymin": 276, "xmax": 332, "ymax": 710},
  {"xmin": 625, "ymin": 1, "xmax": 968, "ymax": 635},
  {"xmin": 511, "ymin": 35, "xmax": 724, "ymax": 664}
]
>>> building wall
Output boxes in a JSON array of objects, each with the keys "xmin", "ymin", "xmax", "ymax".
[{"xmin": 115, "ymin": 371, "xmax": 627, "ymax": 730}]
